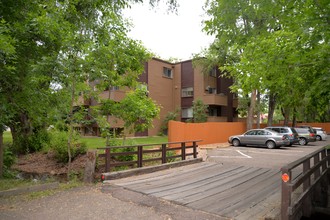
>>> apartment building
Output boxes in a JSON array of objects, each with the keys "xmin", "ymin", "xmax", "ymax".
[{"xmin": 77, "ymin": 57, "xmax": 238, "ymax": 137}]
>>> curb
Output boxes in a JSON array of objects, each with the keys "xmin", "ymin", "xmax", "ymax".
[{"xmin": 102, "ymin": 158, "xmax": 203, "ymax": 181}]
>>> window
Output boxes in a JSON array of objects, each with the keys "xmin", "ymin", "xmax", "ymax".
[
  {"xmin": 209, "ymin": 68, "xmax": 217, "ymax": 77},
  {"xmin": 208, "ymin": 108, "xmax": 217, "ymax": 116},
  {"xmin": 163, "ymin": 67, "xmax": 173, "ymax": 78},
  {"xmin": 207, "ymin": 87, "xmax": 217, "ymax": 94},
  {"xmin": 181, "ymin": 87, "xmax": 193, "ymax": 97},
  {"xmin": 182, "ymin": 108, "xmax": 193, "ymax": 118}
]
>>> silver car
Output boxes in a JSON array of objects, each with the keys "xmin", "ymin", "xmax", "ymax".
[
  {"xmin": 228, "ymin": 129, "xmax": 290, "ymax": 149},
  {"xmin": 313, "ymin": 127, "xmax": 328, "ymax": 141}
]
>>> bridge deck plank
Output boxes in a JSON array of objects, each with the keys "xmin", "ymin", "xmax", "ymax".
[{"xmin": 110, "ymin": 162, "xmax": 282, "ymax": 219}]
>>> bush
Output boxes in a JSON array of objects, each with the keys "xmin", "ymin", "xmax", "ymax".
[
  {"xmin": 48, "ymin": 130, "xmax": 87, "ymax": 163},
  {"xmin": 2, "ymin": 145, "xmax": 17, "ymax": 178},
  {"xmin": 107, "ymin": 138, "xmax": 135, "ymax": 162},
  {"xmin": 28, "ymin": 129, "xmax": 50, "ymax": 153}
]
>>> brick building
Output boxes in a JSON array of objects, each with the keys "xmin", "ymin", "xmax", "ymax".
[{"xmin": 77, "ymin": 58, "xmax": 238, "ymax": 137}]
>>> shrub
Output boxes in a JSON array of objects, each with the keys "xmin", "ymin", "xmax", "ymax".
[
  {"xmin": 27, "ymin": 129, "xmax": 50, "ymax": 153},
  {"xmin": 48, "ymin": 130, "xmax": 87, "ymax": 163},
  {"xmin": 108, "ymin": 138, "xmax": 135, "ymax": 162},
  {"xmin": 2, "ymin": 145, "xmax": 17, "ymax": 178}
]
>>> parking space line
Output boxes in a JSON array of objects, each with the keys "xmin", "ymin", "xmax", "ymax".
[
  {"xmin": 236, "ymin": 150, "xmax": 252, "ymax": 158},
  {"xmin": 241, "ymin": 150, "xmax": 304, "ymax": 156},
  {"xmin": 208, "ymin": 156, "xmax": 248, "ymax": 159}
]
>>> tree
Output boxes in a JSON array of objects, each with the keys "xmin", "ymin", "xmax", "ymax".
[
  {"xmin": 192, "ymin": 99, "xmax": 208, "ymax": 123},
  {"xmin": 112, "ymin": 87, "xmax": 160, "ymax": 138},
  {"xmin": 202, "ymin": 0, "xmax": 330, "ymax": 127},
  {"xmin": 0, "ymin": 0, "xmax": 178, "ymax": 178},
  {"xmin": 160, "ymin": 108, "xmax": 180, "ymax": 135}
]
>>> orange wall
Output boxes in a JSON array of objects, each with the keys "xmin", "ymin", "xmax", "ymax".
[
  {"xmin": 168, "ymin": 120, "xmax": 247, "ymax": 145},
  {"xmin": 168, "ymin": 121, "xmax": 330, "ymax": 145}
]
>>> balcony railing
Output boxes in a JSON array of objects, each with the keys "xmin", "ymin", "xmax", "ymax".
[{"xmin": 203, "ymin": 93, "xmax": 227, "ymax": 106}]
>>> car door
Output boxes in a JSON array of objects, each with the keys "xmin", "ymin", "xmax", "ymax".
[
  {"xmin": 253, "ymin": 129, "xmax": 267, "ymax": 145},
  {"xmin": 240, "ymin": 130, "xmax": 256, "ymax": 145}
]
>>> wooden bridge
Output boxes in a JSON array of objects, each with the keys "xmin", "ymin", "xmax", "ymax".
[
  {"xmin": 109, "ymin": 162, "xmax": 282, "ymax": 219},
  {"xmin": 102, "ymin": 141, "xmax": 330, "ymax": 220}
]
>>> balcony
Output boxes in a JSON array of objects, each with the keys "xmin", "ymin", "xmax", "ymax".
[
  {"xmin": 99, "ymin": 90, "xmax": 126, "ymax": 102},
  {"xmin": 207, "ymin": 116, "xmax": 228, "ymax": 122},
  {"xmin": 203, "ymin": 93, "xmax": 227, "ymax": 106}
]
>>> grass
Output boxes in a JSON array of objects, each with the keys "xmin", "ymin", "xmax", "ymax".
[
  {"xmin": 0, "ymin": 179, "xmax": 33, "ymax": 191},
  {"xmin": 2, "ymin": 130, "xmax": 168, "ymax": 149},
  {"xmin": 80, "ymin": 135, "xmax": 168, "ymax": 149},
  {"xmin": 3, "ymin": 131, "xmax": 12, "ymax": 144},
  {"xmin": 0, "ymin": 178, "xmax": 83, "ymax": 201}
]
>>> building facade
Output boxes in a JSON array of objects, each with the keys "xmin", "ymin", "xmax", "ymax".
[{"xmin": 77, "ymin": 58, "xmax": 238, "ymax": 137}]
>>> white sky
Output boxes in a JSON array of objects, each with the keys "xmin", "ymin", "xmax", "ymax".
[{"xmin": 123, "ymin": 0, "xmax": 214, "ymax": 61}]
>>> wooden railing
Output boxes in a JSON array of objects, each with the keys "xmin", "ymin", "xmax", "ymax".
[
  {"xmin": 97, "ymin": 140, "xmax": 201, "ymax": 173},
  {"xmin": 281, "ymin": 147, "xmax": 330, "ymax": 220}
]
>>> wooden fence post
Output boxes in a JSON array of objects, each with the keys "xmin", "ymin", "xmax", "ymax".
[
  {"xmin": 162, "ymin": 144, "xmax": 167, "ymax": 164},
  {"xmin": 193, "ymin": 141, "xmax": 197, "ymax": 158},
  {"xmin": 138, "ymin": 145, "xmax": 143, "ymax": 167},
  {"xmin": 281, "ymin": 168, "xmax": 292, "ymax": 220},
  {"xmin": 181, "ymin": 142, "xmax": 186, "ymax": 160},
  {"xmin": 84, "ymin": 150, "xmax": 96, "ymax": 183},
  {"xmin": 105, "ymin": 148, "xmax": 111, "ymax": 172},
  {"xmin": 303, "ymin": 160, "xmax": 312, "ymax": 217}
]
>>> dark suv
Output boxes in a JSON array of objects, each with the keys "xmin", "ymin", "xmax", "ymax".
[
  {"xmin": 265, "ymin": 126, "xmax": 299, "ymax": 146},
  {"xmin": 295, "ymin": 127, "xmax": 317, "ymax": 145}
]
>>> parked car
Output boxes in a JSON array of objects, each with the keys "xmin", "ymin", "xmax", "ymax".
[
  {"xmin": 228, "ymin": 129, "xmax": 290, "ymax": 149},
  {"xmin": 265, "ymin": 126, "xmax": 299, "ymax": 146},
  {"xmin": 297, "ymin": 125, "xmax": 317, "ymax": 135},
  {"xmin": 295, "ymin": 127, "xmax": 317, "ymax": 145},
  {"xmin": 313, "ymin": 127, "xmax": 328, "ymax": 141}
]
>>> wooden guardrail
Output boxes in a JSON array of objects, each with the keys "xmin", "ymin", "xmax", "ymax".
[
  {"xmin": 97, "ymin": 140, "xmax": 202, "ymax": 173},
  {"xmin": 281, "ymin": 147, "xmax": 330, "ymax": 220}
]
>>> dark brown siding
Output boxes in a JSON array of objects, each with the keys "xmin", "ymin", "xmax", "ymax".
[
  {"xmin": 181, "ymin": 61, "xmax": 194, "ymax": 108},
  {"xmin": 138, "ymin": 62, "xmax": 148, "ymax": 84},
  {"xmin": 217, "ymin": 71, "xmax": 235, "ymax": 122}
]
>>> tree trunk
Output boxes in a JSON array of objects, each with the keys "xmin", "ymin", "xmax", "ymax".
[
  {"xmin": 67, "ymin": 73, "xmax": 76, "ymax": 180},
  {"xmin": 292, "ymin": 107, "xmax": 297, "ymax": 127},
  {"xmin": 0, "ymin": 128, "xmax": 3, "ymax": 177},
  {"xmin": 267, "ymin": 93, "xmax": 276, "ymax": 126},
  {"xmin": 281, "ymin": 107, "xmax": 290, "ymax": 126},
  {"xmin": 256, "ymin": 91, "xmax": 261, "ymax": 128},
  {"xmin": 247, "ymin": 90, "xmax": 257, "ymax": 130},
  {"xmin": 9, "ymin": 112, "xmax": 33, "ymax": 154}
]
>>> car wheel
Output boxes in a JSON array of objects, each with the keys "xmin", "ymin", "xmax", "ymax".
[
  {"xmin": 266, "ymin": 141, "xmax": 276, "ymax": 149},
  {"xmin": 299, "ymin": 138, "xmax": 307, "ymax": 146},
  {"xmin": 232, "ymin": 139, "xmax": 240, "ymax": 147},
  {"xmin": 316, "ymin": 135, "xmax": 322, "ymax": 141}
]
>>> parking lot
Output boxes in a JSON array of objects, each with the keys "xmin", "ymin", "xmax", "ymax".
[{"xmin": 207, "ymin": 139, "xmax": 330, "ymax": 169}]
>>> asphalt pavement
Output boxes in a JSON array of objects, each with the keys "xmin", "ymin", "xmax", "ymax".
[{"xmin": 0, "ymin": 184, "xmax": 228, "ymax": 220}]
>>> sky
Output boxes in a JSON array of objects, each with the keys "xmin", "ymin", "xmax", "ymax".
[{"xmin": 123, "ymin": 0, "xmax": 214, "ymax": 61}]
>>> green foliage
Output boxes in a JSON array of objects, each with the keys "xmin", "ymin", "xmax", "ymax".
[
  {"xmin": 48, "ymin": 131, "xmax": 87, "ymax": 163},
  {"xmin": 3, "ymin": 145, "xmax": 15, "ymax": 170},
  {"xmin": 192, "ymin": 99, "xmax": 208, "ymax": 123},
  {"xmin": 107, "ymin": 138, "xmax": 135, "ymax": 162},
  {"xmin": 201, "ymin": 0, "xmax": 330, "ymax": 123},
  {"xmin": 166, "ymin": 150, "xmax": 177, "ymax": 163},
  {"xmin": 1, "ymin": 145, "xmax": 17, "ymax": 178},
  {"xmin": 111, "ymin": 87, "xmax": 161, "ymax": 134},
  {"xmin": 160, "ymin": 109, "xmax": 180, "ymax": 135}
]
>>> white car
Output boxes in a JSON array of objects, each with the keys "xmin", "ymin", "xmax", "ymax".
[{"xmin": 313, "ymin": 127, "xmax": 328, "ymax": 141}]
